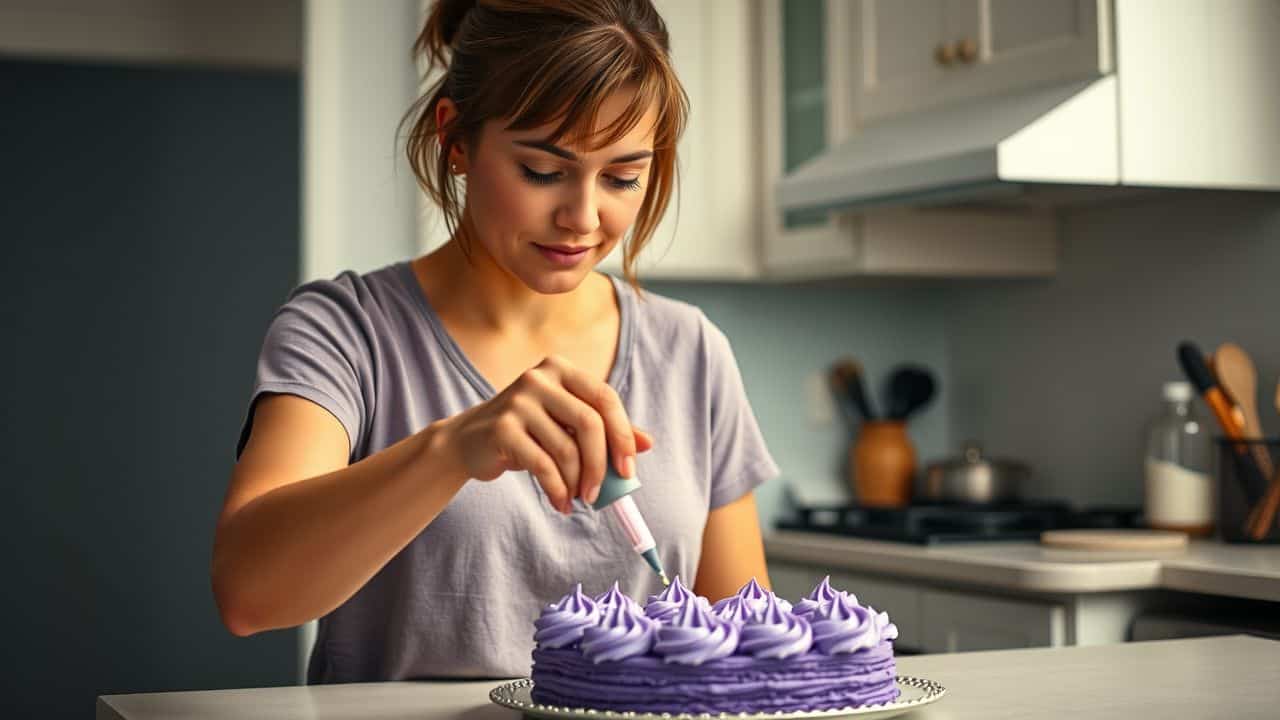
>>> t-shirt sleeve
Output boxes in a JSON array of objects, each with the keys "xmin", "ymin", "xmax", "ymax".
[
  {"xmin": 698, "ymin": 311, "xmax": 781, "ymax": 510},
  {"xmin": 235, "ymin": 274, "xmax": 373, "ymax": 461}
]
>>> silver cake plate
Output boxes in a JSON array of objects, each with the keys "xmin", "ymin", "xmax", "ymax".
[{"xmin": 489, "ymin": 676, "xmax": 946, "ymax": 720}]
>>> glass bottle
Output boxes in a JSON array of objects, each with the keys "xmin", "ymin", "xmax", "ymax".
[{"xmin": 1143, "ymin": 381, "xmax": 1213, "ymax": 535}]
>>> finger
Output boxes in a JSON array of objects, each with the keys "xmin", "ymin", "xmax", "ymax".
[
  {"xmin": 496, "ymin": 414, "xmax": 572, "ymax": 514},
  {"xmin": 520, "ymin": 401, "xmax": 583, "ymax": 507},
  {"xmin": 530, "ymin": 383, "xmax": 605, "ymax": 505},
  {"xmin": 554, "ymin": 364, "xmax": 637, "ymax": 480},
  {"xmin": 634, "ymin": 427, "xmax": 654, "ymax": 453}
]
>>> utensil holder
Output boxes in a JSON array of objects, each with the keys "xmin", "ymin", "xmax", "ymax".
[
  {"xmin": 1216, "ymin": 437, "xmax": 1280, "ymax": 544},
  {"xmin": 851, "ymin": 420, "xmax": 916, "ymax": 508}
]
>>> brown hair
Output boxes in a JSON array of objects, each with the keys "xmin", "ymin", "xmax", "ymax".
[{"xmin": 401, "ymin": 0, "xmax": 689, "ymax": 288}]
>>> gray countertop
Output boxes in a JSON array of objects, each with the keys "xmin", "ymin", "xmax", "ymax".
[
  {"xmin": 764, "ymin": 532, "xmax": 1280, "ymax": 600},
  {"xmin": 97, "ymin": 635, "xmax": 1280, "ymax": 720}
]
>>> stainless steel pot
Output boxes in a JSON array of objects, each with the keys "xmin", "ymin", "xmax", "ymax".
[{"xmin": 920, "ymin": 442, "xmax": 1030, "ymax": 504}]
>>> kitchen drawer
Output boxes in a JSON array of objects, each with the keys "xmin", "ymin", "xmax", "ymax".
[{"xmin": 919, "ymin": 588, "xmax": 1065, "ymax": 653}]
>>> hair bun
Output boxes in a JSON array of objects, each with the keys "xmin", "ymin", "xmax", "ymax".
[{"xmin": 437, "ymin": 0, "xmax": 478, "ymax": 47}]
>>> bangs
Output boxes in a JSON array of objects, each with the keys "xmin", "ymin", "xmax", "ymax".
[{"xmin": 499, "ymin": 25, "xmax": 687, "ymax": 153}]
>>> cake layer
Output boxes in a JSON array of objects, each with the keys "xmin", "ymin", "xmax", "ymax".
[{"xmin": 530, "ymin": 641, "xmax": 899, "ymax": 713}]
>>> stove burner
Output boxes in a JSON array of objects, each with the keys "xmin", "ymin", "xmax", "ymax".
[{"xmin": 776, "ymin": 502, "xmax": 1141, "ymax": 544}]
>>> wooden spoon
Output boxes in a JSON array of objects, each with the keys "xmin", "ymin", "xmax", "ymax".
[
  {"xmin": 1212, "ymin": 343, "xmax": 1273, "ymax": 480},
  {"xmin": 1245, "ymin": 380, "xmax": 1280, "ymax": 539}
]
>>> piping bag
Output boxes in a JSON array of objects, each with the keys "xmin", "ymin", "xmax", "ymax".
[{"xmin": 591, "ymin": 465, "xmax": 669, "ymax": 586}]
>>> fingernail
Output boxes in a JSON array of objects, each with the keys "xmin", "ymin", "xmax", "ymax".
[
  {"xmin": 624, "ymin": 455, "xmax": 636, "ymax": 479},
  {"xmin": 586, "ymin": 484, "xmax": 600, "ymax": 505}
]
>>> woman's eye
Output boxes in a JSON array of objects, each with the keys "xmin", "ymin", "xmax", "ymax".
[
  {"xmin": 520, "ymin": 165, "xmax": 560, "ymax": 185},
  {"xmin": 608, "ymin": 175, "xmax": 643, "ymax": 191},
  {"xmin": 519, "ymin": 164, "xmax": 642, "ymax": 192}
]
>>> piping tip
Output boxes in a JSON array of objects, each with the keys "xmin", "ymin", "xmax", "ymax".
[{"xmin": 660, "ymin": 572, "xmax": 670, "ymax": 587}]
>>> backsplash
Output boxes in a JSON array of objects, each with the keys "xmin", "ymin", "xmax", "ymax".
[
  {"xmin": 943, "ymin": 190, "xmax": 1280, "ymax": 507},
  {"xmin": 649, "ymin": 280, "xmax": 951, "ymax": 526}
]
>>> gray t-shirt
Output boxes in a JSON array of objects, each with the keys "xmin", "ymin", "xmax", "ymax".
[{"xmin": 236, "ymin": 261, "xmax": 779, "ymax": 683}]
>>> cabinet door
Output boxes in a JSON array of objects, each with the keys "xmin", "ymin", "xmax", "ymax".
[
  {"xmin": 852, "ymin": 0, "xmax": 1108, "ymax": 123},
  {"xmin": 851, "ymin": 0, "xmax": 978, "ymax": 123},
  {"xmin": 919, "ymin": 588, "xmax": 1065, "ymax": 653},
  {"xmin": 597, "ymin": 0, "xmax": 758, "ymax": 279},
  {"xmin": 760, "ymin": 0, "xmax": 858, "ymax": 276}
]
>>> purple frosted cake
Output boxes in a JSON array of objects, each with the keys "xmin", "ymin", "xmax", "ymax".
[{"xmin": 530, "ymin": 576, "xmax": 900, "ymax": 714}]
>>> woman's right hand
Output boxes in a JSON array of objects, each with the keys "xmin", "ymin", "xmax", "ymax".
[{"xmin": 432, "ymin": 355, "xmax": 654, "ymax": 514}]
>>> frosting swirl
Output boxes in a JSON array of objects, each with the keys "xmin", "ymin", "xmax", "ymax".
[
  {"xmin": 810, "ymin": 593, "xmax": 881, "ymax": 654},
  {"xmin": 594, "ymin": 581, "xmax": 640, "ymax": 613},
  {"xmin": 737, "ymin": 594, "xmax": 812, "ymax": 659},
  {"xmin": 794, "ymin": 578, "xmax": 854, "ymax": 619},
  {"xmin": 873, "ymin": 606, "xmax": 899, "ymax": 642},
  {"xmin": 580, "ymin": 603, "xmax": 657, "ymax": 663},
  {"xmin": 534, "ymin": 583, "xmax": 599, "ymax": 649},
  {"xmin": 734, "ymin": 578, "xmax": 794, "ymax": 615},
  {"xmin": 644, "ymin": 576, "xmax": 694, "ymax": 622},
  {"xmin": 712, "ymin": 594, "xmax": 758, "ymax": 625},
  {"xmin": 652, "ymin": 595, "xmax": 740, "ymax": 665}
]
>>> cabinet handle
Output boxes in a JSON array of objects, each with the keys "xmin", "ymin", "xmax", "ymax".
[
  {"xmin": 957, "ymin": 38, "xmax": 978, "ymax": 64},
  {"xmin": 935, "ymin": 42, "xmax": 956, "ymax": 66}
]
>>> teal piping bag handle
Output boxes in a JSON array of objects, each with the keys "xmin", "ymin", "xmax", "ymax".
[{"xmin": 591, "ymin": 465, "xmax": 641, "ymax": 510}]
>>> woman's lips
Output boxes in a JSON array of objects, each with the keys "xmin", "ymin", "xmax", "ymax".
[{"xmin": 534, "ymin": 243, "xmax": 594, "ymax": 267}]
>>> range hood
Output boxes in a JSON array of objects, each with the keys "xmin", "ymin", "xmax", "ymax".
[
  {"xmin": 777, "ymin": 77, "xmax": 1120, "ymax": 214},
  {"xmin": 777, "ymin": 4, "xmax": 1280, "ymax": 215}
]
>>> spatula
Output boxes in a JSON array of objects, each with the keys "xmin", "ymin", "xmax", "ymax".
[
  {"xmin": 1245, "ymin": 379, "xmax": 1280, "ymax": 540},
  {"xmin": 1212, "ymin": 343, "xmax": 1273, "ymax": 481}
]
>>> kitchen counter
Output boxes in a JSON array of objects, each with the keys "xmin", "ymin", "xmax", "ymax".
[
  {"xmin": 765, "ymin": 531, "xmax": 1280, "ymax": 601},
  {"xmin": 97, "ymin": 635, "xmax": 1280, "ymax": 719}
]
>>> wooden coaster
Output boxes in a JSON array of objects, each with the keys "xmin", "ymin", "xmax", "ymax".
[{"xmin": 1039, "ymin": 529, "xmax": 1189, "ymax": 551}]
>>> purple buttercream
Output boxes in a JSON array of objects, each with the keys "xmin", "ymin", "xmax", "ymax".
[
  {"xmin": 794, "ymin": 577, "xmax": 855, "ymax": 619},
  {"xmin": 594, "ymin": 581, "xmax": 640, "ymax": 613},
  {"xmin": 712, "ymin": 595, "xmax": 758, "ymax": 625},
  {"xmin": 580, "ymin": 604, "xmax": 656, "ymax": 663},
  {"xmin": 534, "ymin": 583, "xmax": 599, "ymax": 649},
  {"xmin": 738, "ymin": 594, "xmax": 813, "ymax": 659},
  {"xmin": 734, "ymin": 578, "xmax": 794, "ymax": 615},
  {"xmin": 652, "ymin": 596, "xmax": 739, "ymax": 665},
  {"xmin": 810, "ymin": 593, "xmax": 880, "ymax": 654},
  {"xmin": 644, "ymin": 576, "xmax": 694, "ymax": 622}
]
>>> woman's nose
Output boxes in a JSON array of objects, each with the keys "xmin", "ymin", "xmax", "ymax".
[{"xmin": 554, "ymin": 182, "xmax": 601, "ymax": 236}]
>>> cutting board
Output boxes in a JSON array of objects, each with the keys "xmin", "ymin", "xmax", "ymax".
[{"xmin": 1040, "ymin": 529, "xmax": 1189, "ymax": 551}]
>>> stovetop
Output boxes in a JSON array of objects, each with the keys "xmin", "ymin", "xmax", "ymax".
[{"xmin": 775, "ymin": 502, "xmax": 1143, "ymax": 545}]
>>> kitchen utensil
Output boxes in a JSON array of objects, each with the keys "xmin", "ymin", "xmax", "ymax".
[
  {"xmin": 852, "ymin": 420, "xmax": 915, "ymax": 507},
  {"xmin": 884, "ymin": 365, "xmax": 936, "ymax": 421},
  {"xmin": 1211, "ymin": 343, "xmax": 1274, "ymax": 481},
  {"xmin": 920, "ymin": 442, "xmax": 1030, "ymax": 504},
  {"xmin": 1244, "ymin": 382, "xmax": 1280, "ymax": 540},
  {"xmin": 1039, "ymin": 529, "xmax": 1188, "ymax": 551},
  {"xmin": 828, "ymin": 365, "xmax": 863, "ymax": 430},
  {"xmin": 1176, "ymin": 341, "xmax": 1269, "ymax": 502},
  {"xmin": 833, "ymin": 357, "xmax": 877, "ymax": 421}
]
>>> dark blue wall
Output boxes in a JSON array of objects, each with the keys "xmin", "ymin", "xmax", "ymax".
[{"xmin": 1, "ymin": 59, "xmax": 299, "ymax": 716}]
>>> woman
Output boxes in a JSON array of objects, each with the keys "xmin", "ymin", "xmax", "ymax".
[{"xmin": 212, "ymin": 0, "xmax": 778, "ymax": 683}]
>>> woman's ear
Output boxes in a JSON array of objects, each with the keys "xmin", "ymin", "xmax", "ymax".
[{"xmin": 435, "ymin": 98, "xmax": 466, "ymax": 171}]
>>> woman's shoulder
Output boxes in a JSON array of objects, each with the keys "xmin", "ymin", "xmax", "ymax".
[{"xmin": 273, "ymin": 262, "xmax": 418, "ymax": 327}]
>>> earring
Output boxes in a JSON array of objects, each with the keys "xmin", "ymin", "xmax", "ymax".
[{"xmin": 451, "ymin": 162, "xmax": 459, "ymax": 174}]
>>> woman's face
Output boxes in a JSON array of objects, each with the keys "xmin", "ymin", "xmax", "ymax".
[{"xmin": 449, "ymin": 91, "xmax": 658, "ymax": 295}]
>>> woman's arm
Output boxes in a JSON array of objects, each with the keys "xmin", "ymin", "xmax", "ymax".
[
  {"xmin": 692, "ymin": 491, "xmax": 771, "ymax": 602},
  {"xmin": 212, "ymin": 394, "xmax": 469, "ymax": 636}
]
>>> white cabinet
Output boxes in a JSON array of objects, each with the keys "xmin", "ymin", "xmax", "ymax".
[
  {"xmin": 759, "ymin": 0, "xmax": 1061, "ymax": 279},
  {"xmin": 597, "ymin": 0, "xmax": 759, "ymax": 280},
  {"xmin": 850, "ymin": 0, "xmax": 1109, "ymax": 123}
]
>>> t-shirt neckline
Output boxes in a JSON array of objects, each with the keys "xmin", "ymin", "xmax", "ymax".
[{"xmin": 396, "ymin": 261, "xmax": 634, "ymax": 401}]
